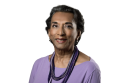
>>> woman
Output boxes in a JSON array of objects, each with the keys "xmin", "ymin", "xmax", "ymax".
[{"xmin": 29, "ymin": 5, "xmax": 100, "ymax": 83}]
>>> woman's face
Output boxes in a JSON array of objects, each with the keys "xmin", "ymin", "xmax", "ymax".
[{"xmin": 48, "ymin": 12, "xmax": 80, "ymax": 50}]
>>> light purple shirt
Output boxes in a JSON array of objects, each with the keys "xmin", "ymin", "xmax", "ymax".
[{"xmin": 29, "ymin": 55, "xmax": 101, "ymax": 83}]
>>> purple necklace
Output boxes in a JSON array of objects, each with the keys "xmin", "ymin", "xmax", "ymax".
[{"xmin": 48, "ymin": 46, "xmax": 79, "ymax": 83}]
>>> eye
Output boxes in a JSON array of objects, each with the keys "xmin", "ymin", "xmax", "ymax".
[
  {"xmin": 65, "ymin": 25, "xmax": 73, "ymax": 29},
  {"xmin": 52, "ymin": 24, "xmax": 58, "ymax": 28}
]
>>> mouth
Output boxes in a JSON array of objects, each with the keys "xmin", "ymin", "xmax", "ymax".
[{"xmin": 55, "ymin": 38, "xmax": 67, "ymax": 44}]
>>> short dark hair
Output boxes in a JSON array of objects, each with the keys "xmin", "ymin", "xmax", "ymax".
[{"xmin": 45, "ymin": 5, "xmax": 85, "ymax": 45}]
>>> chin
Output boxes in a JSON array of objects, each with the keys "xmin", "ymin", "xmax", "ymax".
[{"xmin": 54, "ymin": 44, "xmax": 68, "ymax": 50}]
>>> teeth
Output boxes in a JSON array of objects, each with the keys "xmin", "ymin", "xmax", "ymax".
[
  {"xmin": 57, "ymin": 39, "xmax": 63, "ymax": 40},
  {"xmin": 57, "ymin": 39, "xmax": 66, "ymax": 41},
  {"xmin": 57, "ymin": 39, "xmax": 65, "ymax": 40}
]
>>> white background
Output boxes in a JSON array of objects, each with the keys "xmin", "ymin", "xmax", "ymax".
[{"xmin": 0, "ymin": 0, "xmax": 125, "ymax": 83}]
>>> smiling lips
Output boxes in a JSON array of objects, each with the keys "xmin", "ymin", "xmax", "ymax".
[{"xmin": 56, "ymin": 38, "xmax": 67, "ymax": 43}]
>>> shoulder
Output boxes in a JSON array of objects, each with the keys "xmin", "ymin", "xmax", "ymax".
[
  {"xmin": 31, "ymin": 55, "xmax": 49, "ymax": 73},
  {"xmin": 77, "ymin": 51, "xmax": 100, "ymax": 70},
  {"xmin": 84, "ymin": 60, "xmax": 101, "ymax": 83},
  {"xmin": 79, "ymin": 56, "xmax": 101, "ymax": 82},
  {"xmin": 82, "ymin": 57, "xmax": 101, "ymax": 80},
  {"xmin": 77, "ymin": 51, "xmax": 100, "ymax": 73},
  {"xmin": 29, "ymin": 56, "xmax": 49, "ymax": 83},
  {"xmin": 33, "ymin": 55, "xmax": 49, "ymax": 67},
  {"xmin": 89, "ymin": 58, "xmax": 100, "ymax": 71},
  {"xmin": 75, "ymin": 51, "xmax": 90, "ymax": 66},
  {"xmin": 86, "ymin": 59, "xmax": 100, "ymax": 73}
]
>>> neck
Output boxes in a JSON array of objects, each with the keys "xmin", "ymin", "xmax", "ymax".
[{"xmin": 54, "ymin": 46, "xmax": 75, "ymax": 62}]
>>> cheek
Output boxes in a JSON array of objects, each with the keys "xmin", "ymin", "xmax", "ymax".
[
  {"xmin": 67, "ymin": 30, "xmax": 77, "ymax": 40},
  {"xmin": 49, "ymin": 29, "xmax": 56, "ymax": 37}
]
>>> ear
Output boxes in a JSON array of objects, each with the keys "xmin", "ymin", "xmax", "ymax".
[
  {"xmin": 48, "ymin": 29, "xmax": 50, "ymax": 37},
  {"xmin": 77, "ymin": 30, "xmax": 81, "ymax": 40}
]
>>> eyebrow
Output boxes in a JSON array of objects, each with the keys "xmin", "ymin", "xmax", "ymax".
[
  {"xmin": 51, "ymin": 22, "xmax": 58, "ymax": 24},
  {"xmin": 65, "ymin": 22, "xmax": 73, "ymax": 25},
  {"xmin": 51, "ymin": 22, "xmax": 73, "ymax": 25}
]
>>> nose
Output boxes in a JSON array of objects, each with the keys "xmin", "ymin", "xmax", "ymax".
[{"xmin": 57, "ymin": 25, "xmax": 65, "ymax": 36}]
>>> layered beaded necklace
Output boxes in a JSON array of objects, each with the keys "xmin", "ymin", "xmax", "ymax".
[{"xmin": 48, "ymin": 46, "xmax": 79, "ymax": 83}]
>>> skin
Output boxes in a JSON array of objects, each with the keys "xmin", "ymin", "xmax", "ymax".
[{"xmin": 48, "ymin": 12, "xmax": 90, "ymax": 68}]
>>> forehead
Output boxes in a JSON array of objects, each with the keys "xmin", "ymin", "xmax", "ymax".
[{"xmin": 51, "ymin": 12, "xmax": 74, "ymax": 23}]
